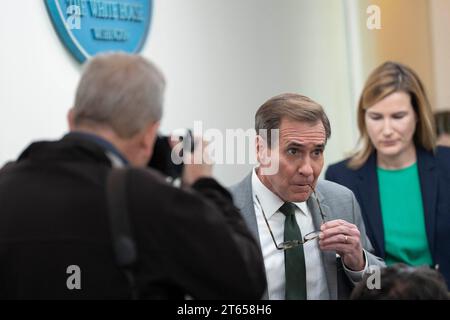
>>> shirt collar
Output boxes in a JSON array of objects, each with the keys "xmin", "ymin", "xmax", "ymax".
[
  {"xmin": 251, "ymin": 168, "xmax": 308, "ymax": 219},
  {"xmin": 66, "ymin": 131, "xmax": 129, "ymax": 166}
]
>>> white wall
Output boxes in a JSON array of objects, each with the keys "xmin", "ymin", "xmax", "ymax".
[
  {"xmin": 0, "ymin": 2, "xmax": 81, "ymax": 165},
  {"xmin": 147, "ymin": 0, "xmax": 356, "ymax": 185},
  {"xmin": 0, "ymin": 0, "xmax": 358, "ymax": 186}
]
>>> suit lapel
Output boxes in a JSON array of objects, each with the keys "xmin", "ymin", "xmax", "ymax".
[
  {"xmin": 234, "ymin": 173, "xmax": 270, "ymax": 299},
  {"xmin": 355, "ymin": 152, "xmax": 385, "ymax": 257},
  {"xmin": 416, "ymin": 148, "xmax": 438, "ymax": 257},
  {"xmin": 236, "ymin": 173, "xmax": 260, "ymax": 241},
  {"xmin": 307, "ymin": 190, "xmax": 337, "ymax": 300},
  {"xmin": 231, "ymin": 173, "xmax": 270, "ymax": 299}
]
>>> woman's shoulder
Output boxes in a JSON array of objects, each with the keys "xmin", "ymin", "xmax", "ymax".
[
  {"xmin": 327, "ymin": 158, "xmax": 351, "ymax": 171},
  {"xmin": 418, "ymin": 146, "xmax": 450, "ymax": 177},
  {"xmin": 436, "ymin": 146, "xmax": 450, "ymax": 158},
  {"xmin": 436, "ymin": 146, "xmax": 450, "ymax": 171},
  {"xmin": 325, "ymin": 158, "xmax": 358, "ymax": 181}
]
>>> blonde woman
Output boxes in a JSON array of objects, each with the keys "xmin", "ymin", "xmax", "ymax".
[{"xmin": 326, "ymin": 61, "xmax": 450, "ymax": 287}]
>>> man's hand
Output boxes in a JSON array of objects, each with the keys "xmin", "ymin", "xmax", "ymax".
[
  {"xmin": 318, "ymin": 219, "xmax": 365, "ymax": 271},
  {"xmin": 181, "ymin": 139, "xmax": 213, "ymax": 186}
]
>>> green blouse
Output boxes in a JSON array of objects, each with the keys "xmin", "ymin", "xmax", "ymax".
[{"xmin": 377, "ymin": 163, "xmax": 433, "ymax": 266}]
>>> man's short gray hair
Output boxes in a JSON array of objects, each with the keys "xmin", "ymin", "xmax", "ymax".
[{"xmin": 72, "ymin": 53, "xmax": 165, "ymax": 138}]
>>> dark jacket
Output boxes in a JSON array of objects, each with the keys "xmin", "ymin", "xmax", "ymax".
[
  {"xmin": 0, "ymin": 133, "xmax": 266, "ymax": 299},
  {"xmin": 325, "ymin": 146, "xmax": 450, "ymax": 287}
]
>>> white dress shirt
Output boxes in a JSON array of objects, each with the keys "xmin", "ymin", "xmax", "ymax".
[{"xmin": 251, "ymin": 169, "xmax": 330, "ymax": 300}]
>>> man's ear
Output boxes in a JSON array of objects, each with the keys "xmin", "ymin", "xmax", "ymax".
[
  {"xmin": 256, "ymin": 135, "xmax": 270, "ymax": 165},
  {"xmin": 67, "ymin": 108, "xmax": 76, "ymax": 130}
]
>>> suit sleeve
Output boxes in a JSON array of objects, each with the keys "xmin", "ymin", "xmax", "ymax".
[
  {"xmin": 191, "ymin": 178, "xmax": 265, "ymax": 276},
  {"xmin": 168, "ymin": 178, "xmax": 266, "ymax": 299},
  {"xmin": 190, "ymin": 178, "xmax": 267, "ymax": 295},
  {"xmin": 341, "ymin": 192, "xmax": 385, "ymax": 284},
  {"xmin": 350, "ymin": 192, "xmax": 385, "ymax": 269}
]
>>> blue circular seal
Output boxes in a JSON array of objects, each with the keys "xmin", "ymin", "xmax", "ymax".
[{"xmin": 45, "ymin": 0, "xmax": 153, "ymax": 63}]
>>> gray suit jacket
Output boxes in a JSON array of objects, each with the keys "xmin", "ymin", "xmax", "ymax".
[{"xmin": 230, "ymin": 173, "xmax": 385, "ymax": 300}]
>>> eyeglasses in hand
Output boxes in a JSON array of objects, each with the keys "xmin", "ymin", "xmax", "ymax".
[{"xmin": 255, "ymin": 184, "xmax": 326, "ymax": 250}]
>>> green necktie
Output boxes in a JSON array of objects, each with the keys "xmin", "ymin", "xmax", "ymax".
[{"xmin": 279, "ymin": 202, "xmax": 307, "ymax": 300}]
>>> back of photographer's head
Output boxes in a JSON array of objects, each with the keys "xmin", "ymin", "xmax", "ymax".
[
  {"xmin": 351, "ymin": 264, "xmax": 449, "ymax": 300},
  {"xmin": 69, "ymin": 53, "xmax": 166, "ymax": 166}
]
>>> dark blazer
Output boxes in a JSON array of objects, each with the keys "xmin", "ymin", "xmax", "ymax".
[
  {"xmin": 0, "ymin": 134, "xmax": 266, "ymax": 299},
  {"xmin": 325, "ymin": 146, "xmax": 450, "ymax": 287}
]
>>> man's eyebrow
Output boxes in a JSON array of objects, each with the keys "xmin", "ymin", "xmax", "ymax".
[{"xmin": 286, "ymin": 142, "xmax": 325, "ymax": 149}]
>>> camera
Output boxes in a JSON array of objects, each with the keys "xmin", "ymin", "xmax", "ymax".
[{"xmin": 148, "ymin": 129, "xmax": 195, "ymax": 181}]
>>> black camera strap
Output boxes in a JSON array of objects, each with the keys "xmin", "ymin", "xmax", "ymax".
[{"xmin": 106, "ymin": 168, "xmax": 139, "ymax": 299}]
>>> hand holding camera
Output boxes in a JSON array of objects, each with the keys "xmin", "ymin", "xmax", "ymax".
[
  {"xmin": 181, "ymin": 137, "xmax": 213, "ymax": 186},
  {"xmin": 148, "ymin": 129, "xmax": 213, "ymax": 186}
]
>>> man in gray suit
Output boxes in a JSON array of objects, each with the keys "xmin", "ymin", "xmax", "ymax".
[{"xmin": 230, "ymin": 93, "xmax": 384, "ymax": 300}]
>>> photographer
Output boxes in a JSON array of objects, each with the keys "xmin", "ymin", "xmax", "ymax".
[{"xmin": 0, "ymin": 53, "xmax": 266, "ymax": 299}]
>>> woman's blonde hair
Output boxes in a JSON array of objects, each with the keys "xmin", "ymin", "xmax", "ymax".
[{"xmin": 349, "ymin": 61, "xmax": 436, "ymax": 169}]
